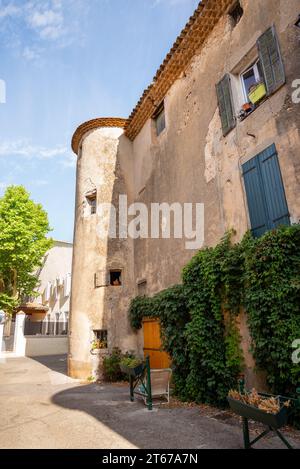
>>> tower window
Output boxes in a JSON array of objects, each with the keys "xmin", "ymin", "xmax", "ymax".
[
  {"xmin": 110, "ymin": 270, "xmax": 122, "ymax": 286},
  {"xmin": 296, "ymin": 15, "xmax": 300, "ymax": 28},
  {"xmin": 137, "ymin": 279, "xmax": 147, "ymax": 296},
  {"xmin": 93, "ymin": 329, "xmax": 108, "ymax": 349},
  {"xmin": 86, "ymin": 191, "xmax": 97, "ymax": 215},
  {"xmin": 229, "ymin": 1, "xmax": 244, "ymax": 26}
]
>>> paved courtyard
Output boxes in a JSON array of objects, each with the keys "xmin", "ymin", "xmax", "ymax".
[{"xmin": 0, "ymin": 355, "xmax": 300, "ymax": 449}]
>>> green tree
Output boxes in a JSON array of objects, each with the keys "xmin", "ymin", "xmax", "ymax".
[{"xmin": 0, "ymin": 186, "xmax": 53, "ymax": 313}]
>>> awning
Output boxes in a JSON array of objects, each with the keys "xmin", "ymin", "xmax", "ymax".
[{"xmin": 17, "ymin": 303, "xmax": 49, "ymax": 313}]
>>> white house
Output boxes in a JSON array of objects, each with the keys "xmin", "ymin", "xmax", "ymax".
[{"xmin": 21, "ymin": 240, "xmax": 73, "ymax": 336}]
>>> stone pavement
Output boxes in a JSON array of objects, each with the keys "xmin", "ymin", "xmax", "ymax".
[{"xmin": 0, "ymin": 355, "xmax": 299, "ymax": 449}]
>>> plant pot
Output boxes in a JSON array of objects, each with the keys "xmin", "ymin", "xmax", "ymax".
[
  {"xmin": 248, "ymin": 83, "xmax": 267, "ymax": 105},
  {"xmin": 227, "ymin": 397, "xmax": 289, "ymax": 429},
  {"xmin": 242, "ymin": 103, "xmax": 252, "ymax": 111},
  {"xmin": 120, "ymin": 362, "xmax": 145, "ymax": 378}
]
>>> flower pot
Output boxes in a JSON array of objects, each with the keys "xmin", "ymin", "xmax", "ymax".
[
  {"xmin": 120, "ymin": 362, "xmax": 145, "ymax": 378},
  {"xmin": 242, "ymin": 103, "xmax": 252, "ymax": 111},
  {"xmin": 248, "ymin": 82, "xmax": 267, "ymax": 105}
]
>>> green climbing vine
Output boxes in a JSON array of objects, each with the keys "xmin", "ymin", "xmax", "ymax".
[
  {"xmin": 242, "ymin": 225, "xmax": 300, "ymax": 396},
  {"xmin": 129, "ymin": 225, "xmax": 300, "ymax": 408}
]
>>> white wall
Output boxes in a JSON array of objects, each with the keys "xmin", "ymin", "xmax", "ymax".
[
  {"xmin": 36, "ymin": 241, "xmax": 73, "ymax": 322},
  {"xmin": 25, "ymin": 336, "xmax": 68, "ymax": 357}
]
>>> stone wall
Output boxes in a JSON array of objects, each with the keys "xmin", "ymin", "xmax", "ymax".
[{"xmin": 69, "ymin": 0, "xmax": 300, "ymax": 382}]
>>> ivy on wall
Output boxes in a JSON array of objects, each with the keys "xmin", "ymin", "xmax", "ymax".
[
  {"xmin": 129, "ymin": 225, "xmax": 300, "ymax": 407},
  {"xmin": 242, "ymin": 225, "xmax": 300, "ymax": 396}
]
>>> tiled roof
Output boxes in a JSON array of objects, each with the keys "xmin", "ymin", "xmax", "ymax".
[
  {"xmin": 72, "ymin": 118, "xmax": 127, "ymax": 154},
  {"xmin": 124, "ymin": 0, "xmax": 234, "ymax": 140},
  {"xmin": 71, "ymin": 0, "xmax": 233, "ymax": 152}
]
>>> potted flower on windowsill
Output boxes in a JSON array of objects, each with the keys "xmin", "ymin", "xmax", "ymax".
[
  {"xmin": 242, "ymin": 102, "xmax": 252, "ymax": 111},
  {"xmin": 90, "ymin": 339, "xmax": 107, "ymax": 354},
  {"xmin": 120, "ymin": 356, "xmax": 145, "ymax": 378}
]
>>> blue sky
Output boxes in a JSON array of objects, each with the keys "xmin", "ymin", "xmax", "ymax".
[{"xmin": 0, "ymin": 0, "xmax": 199, "ymax": 242}]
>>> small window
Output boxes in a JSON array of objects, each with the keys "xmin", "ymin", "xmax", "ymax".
[
  {"xmin": 229, "ymin": 1, "xmax": 243, "ymax": 26},
  {"xmin": 153, "ymin": 102, "xmax": 166, "ymax": 136},
  {"xmin": 137, "ymin": 280, "xmax": 147, "ymax": 296},
  {"xmin": 93, "ymin": 329, "xmax": 108, "ymax": 349},
  {"xmin": 110, "ymin": 270, "xmax": 122, "ymax": 286},
  {"xmin": 86, "ymin": 191, "xmax": 97, "ymax": 215},
  {"xmin": 241, "ymin": 60, "xmax": 264, "ymax": 102},
  {"xmin": 296, "ymin": 15, "xmax": 300, "ymax": 28}
]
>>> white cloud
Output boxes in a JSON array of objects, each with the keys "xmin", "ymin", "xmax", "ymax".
[
  {"xmin": 22, "ymin": 46, "xmax": 40, "ymax": 60},
  {"xmin": 26, "ymin": 2, "xmax": 63, "ymax": 40},
  {"xmin": 0, "ymin": 3, "xmax": 20, "ymax": 19},
  {"xmin": 0, "ymin": 139, "xmax": 75, "ymax": 168},
  {"xmin": 27, "ymin": 7, "xmax": 64, "ymax": 40},
  {"xmin": 0, "ymin": 0, "xmax": 88, "ymax": 58}
]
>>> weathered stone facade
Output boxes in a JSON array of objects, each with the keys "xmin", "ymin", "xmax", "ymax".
[{"xmin": 69, "ymin": 0, "xmax": 300, "ymax": 383}]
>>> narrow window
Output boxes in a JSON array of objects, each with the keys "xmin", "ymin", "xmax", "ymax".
[
  {"xmin": 137, "ymin": 279, "xmax": 147, "ymax": 296},
  {"xmin": 242, "ymin": 144, "xmax": 290, "ymax": 238},
  {"xmin": 109, "ymin": 270, "xmax": 122, "ymax": 286},
  {"xmin": 241, "ymin": 60, "xmax": 265, "ymax": 104},
  {"xmin": 295, "ymin": 15, "xmax": 300, "ymax": 28},
  {"xmin": 86, "ymin": 191, "xmax": 97, "ymax": 215},
  {"xmin": 93, "ymin": 330, "xmax": 108, "ymax": 349},
  {"xmin": 229, "ymin": 1, "xmax": 243, "ymax": 27},
  {"xmin": 153, "ymin": 102, "xmax": 166, "ymax": 136}
]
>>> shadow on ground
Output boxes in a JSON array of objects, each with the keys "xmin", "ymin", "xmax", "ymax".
[
  {"xmin": 51, "ymin": 379, "xmax": 300, "ymax": 449},
  {"xmin": 30, "ymin": 354, "xmax": 68, "ymax": 376}
]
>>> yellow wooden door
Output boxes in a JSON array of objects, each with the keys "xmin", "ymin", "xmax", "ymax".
[{"xmin": 143, "ymin": 318, "xmax": 171, "ymax": 369}]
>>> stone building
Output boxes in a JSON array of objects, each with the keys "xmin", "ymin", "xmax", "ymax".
[{"xmin": 69, "ymin": 0, "xmax": 300, "ymax": 383}]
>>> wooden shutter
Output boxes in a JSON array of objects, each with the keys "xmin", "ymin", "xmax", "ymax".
[
  {"xmin": 94, "ymin": 270, "xmax": 109, "ymax": 288},
  {"xmin": 216, "ymin": 74, "xmax": 236, "ymax": 137},
  {"xmin": 242, "ymin": 145, "xmax": 290, "ymax": 237},
  {"xmin": 242, "ymin": 157, "xmax": 270, "ymax": 238},
  {"xmin": 258, "ymin": 144, "xmax": 290, "ymax": 228},
  {"xmin": 257, "ymin": 26, "xmax": 285, "ymax": 95}
]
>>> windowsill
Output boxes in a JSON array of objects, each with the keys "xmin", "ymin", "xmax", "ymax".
[
  {"xmin": 236, "ymin": 82, "xmax": 285, "ymax": 126},
  {"xmin": 238, "ymin": 97, "xmax": 268, "ymax": 122}
]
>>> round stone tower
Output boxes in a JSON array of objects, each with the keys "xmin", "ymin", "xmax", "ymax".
[{"xmin": 69, "ymin": 118, "xmax": 137, "ymax": 379}]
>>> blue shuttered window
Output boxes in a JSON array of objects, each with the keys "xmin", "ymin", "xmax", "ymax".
[{"xmin": 242, "ymin": 144, "xmax": 290, "ymax": 237}]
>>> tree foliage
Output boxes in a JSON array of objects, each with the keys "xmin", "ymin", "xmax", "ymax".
[{"xmin": 0, "ymin": 186, "xmax": 53, "ymax": 312}]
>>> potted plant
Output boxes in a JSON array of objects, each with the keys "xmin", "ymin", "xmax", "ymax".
[
  {"xmin": 120, "ymin": 356, "xmax": 145, "ymax": 378},
  {"xmin": 248, "ymin": 81, "xmax": 267, "ymax": 105},
  {"xmin": 90, "ymin": 339, "xmax": 107, "ymax": 354},
  {"xmin": 242, "ymin": 102, "xmax": 252, "ymax": 111}
]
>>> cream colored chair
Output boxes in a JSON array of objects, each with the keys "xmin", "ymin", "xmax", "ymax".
[{"xmin": 143, "ymin": 368, "xmax": 172, "ymax": 405}]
